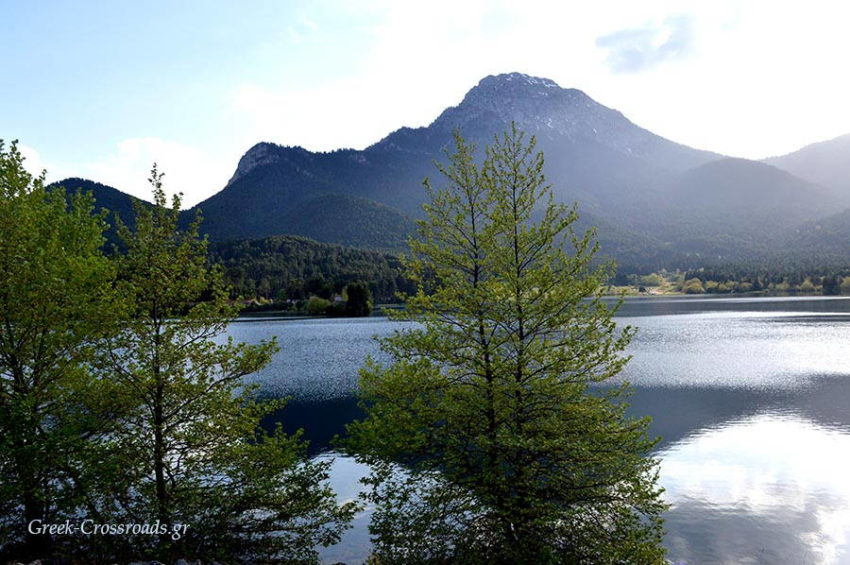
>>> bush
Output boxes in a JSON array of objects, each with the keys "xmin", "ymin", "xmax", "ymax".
[
  {"xmin": 306, "ymin": 295, "xmax": 332, "ymax": 315},
  {"xmin": 683, "ymin": 278, "xmax": 705, "ymax": 294},
  {"xmin": 799, "ymin": 278, "xmax": 816, "ymax": 293},
  {"xmin": 639, "ymin": 273, "xmax": 663, "ymax": 287}
]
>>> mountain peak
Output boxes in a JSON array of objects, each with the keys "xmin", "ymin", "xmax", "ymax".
[
  {"xmin": 459, "ymin": 72, "xmax": 590, "ymax": 109},
  {"xmin": 423, "ymin": 71, "xmax": 682, "ymax": 161},
  {"xmin": 227, "ymin": 142, "xmax": 313, "ymax": 186},
  {"xmin": 764, "ymin": 132, "xmax": 850, "ymax": 202},
  {"xmin": 228, "ymin": 142, "xmax": 279, "ymax": 184},
  {"xmin": 477, "ymin": 72, "xmax": 561, "ymax": 90}
]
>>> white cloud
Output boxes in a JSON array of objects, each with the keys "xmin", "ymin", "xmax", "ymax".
[
  {"xmin": 596, "ymin": 15, "xmax": 694, "ymax": 73},
  {"xmin": 18, "ymin": 144, "xmax": 51, "ymax": 180},
  {"xmin": 10, "ymin": 140, "xmax": 233, "ymax": 207},
  {"xmin": 72, "ymin": 137, "xmax": 234, "ymax": 207},
  {"xmin": 229, "ymin": 4, "xmax": 513, "ymax": 150},
  {"xmin": 223, "ymin": 2, "xmax": 699, "ymax": 153}
]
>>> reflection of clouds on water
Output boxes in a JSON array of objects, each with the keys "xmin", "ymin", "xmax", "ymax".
[
  {"xmin": 660, "ymin": 413, "xmax": 850, "ymax": 564},
  {"xmin": 315, "ymin": 454, "xmax": 375, "ymax": 564}
]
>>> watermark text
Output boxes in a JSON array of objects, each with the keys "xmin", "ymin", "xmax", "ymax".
[{"xmin": 28, "ymin": 519, "xmax": 188, "ymax": 540}]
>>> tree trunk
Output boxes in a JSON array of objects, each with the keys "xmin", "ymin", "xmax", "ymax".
[{"xmin": 153, "ymin": 380, "xmax": 169, "ymax": 546}]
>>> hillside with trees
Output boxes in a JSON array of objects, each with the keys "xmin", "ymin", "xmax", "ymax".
[{"xmin": 208, "ymin": 234, "xmax": 414, "ymax": 304}]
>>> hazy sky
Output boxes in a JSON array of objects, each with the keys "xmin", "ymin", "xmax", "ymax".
[{"xmin": 3, "ymin": 0, "xmax": 850, "ymax": 205}]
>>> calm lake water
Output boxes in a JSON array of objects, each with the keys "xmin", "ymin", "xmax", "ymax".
[{"xmin": 226, "ymin": 296, "xmax": 850, "ymax": 564}]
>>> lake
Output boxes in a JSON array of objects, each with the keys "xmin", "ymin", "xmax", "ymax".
[{"xmin": 226, "ymin": 296, "xmax": 850, "ymax": 564}]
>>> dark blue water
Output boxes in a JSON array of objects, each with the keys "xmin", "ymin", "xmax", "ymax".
[{"xmin": 226, "ymin": 296, "xmax": 850, "ymax": 564}]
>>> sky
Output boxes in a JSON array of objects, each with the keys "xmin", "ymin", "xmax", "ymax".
[{"xmin": 3, "ymin": 0, "xmax": 850, "ymax": 206}]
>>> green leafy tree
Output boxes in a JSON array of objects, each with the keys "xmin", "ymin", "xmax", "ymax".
[
  {"xmin": 682, "ymin": 277, "xmax": 705, "ymax": 294},
  {"xmin": 799, "ymin": 277, "xmax": 816, "ymax": 293},
  {"xmin": 86, "ymin": 166, "xmax": 355, "ymax": 562},
  {"xmin": 0, "ymin": 140, "xmax": 119, "ymax": 559},
  {"xmin": 343, "ymin": 282, "xmax": 373, "ymax": 317},
  {"xmin": 639, "ymin": 273, "xmax": 663, "ymax": 287},
  {"xmin": 347, "ymin": 128, "xmax": 666, "ymax": 564},
  {"xmin": 306, "ymin": 295, "xmax": 332, "ymax": 316}
]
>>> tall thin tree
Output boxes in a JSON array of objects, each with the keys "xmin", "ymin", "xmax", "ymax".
[
  {"xmin": 348, "ymin": 127, "xmax": 666, "ymax": 564},
  {"xmin": 89, "ymin": 166, "xmax": 356, "ymax": 562}
]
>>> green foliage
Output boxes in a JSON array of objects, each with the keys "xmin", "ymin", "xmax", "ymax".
[
  {"xmin": 80, "ymin": 167, "xmax": 356, "ymax": 562},
  {"xmin": 347, "ymin": 128, "xmax": 666, "ymax": 563},
  {"xmin": 682, "ymin": 277, "xmax": 705, "ymax": 294},
  {"xmin": 639, "ymin": 273, "xmax": 664, "ymax": 287},
  {"xmin": 822, "ymin": 275, "xmax": 841, "ymax": 296},
  {"xmin": 209, "ymin": 235, "xmax": 414, "ymax": 304},
  {"xmin": 799, "ymin": 277, "xmax": 816, "ymax": 293},
  {"xmin": 0, "ymin": 140, "xmax": 121, "ymax": 559},
  {"xmin": 50, "ymin": 177, "xmax": 151, "ymax": 250},
  {"xmin": 343, "ymin": 281, "xmax": 372, "ymax": 317},
  {"xmin": 678, "ymin": 264, "xmax": 850, "ymax": 296},
  {"xmin": 306, "ymin": 295, "xmax": 332, "ymax": 315},
  {"xmin": 325, "ymin": 282, "xmax": 373, "ymax": 317}
]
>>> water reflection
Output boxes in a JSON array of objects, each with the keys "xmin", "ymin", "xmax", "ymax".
[
  {"xmin": 631, "ymin": 377, "xmax": 850, "ymax": 449},
  {"xmin": 661, "ymin": 412, "xmax": 850, "ymax": 564},
  {"xmin": 619, "ymin": 311, "xmax": 850, "ymax": 389},
  {"xmin": 224, "ymin": 296, "xmax": 850, "ymax": 564},
  {"xmin": 261, "ymin": 398, "xmax": 363, "ymax": 455},
  {"xmin": 315, "ymin": 455, "xmax": 373, "ymax": 565}
]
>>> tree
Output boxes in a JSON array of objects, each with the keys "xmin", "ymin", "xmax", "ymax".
[
  {"xmin": 347, "ymin": 127, "xmax": 666, "ymax": 563},
  {"xmin": 0, "ymin": 140, "xmax": 119, "ymax": 559},
  {"xmin": 639, "ymin": 273, "xmax": 663, "ymax": 287},
  {"xmin": 85, "ymin": 166, "xmax": 355, "ymax": 562},
  {"xmin": 344, "ymin": 282, "xmax": 373, "ymax": 317},
  {"xmin": 682, "ymin": 277, "xmax": 705, "ymax": 294},
  {"xmin": 306, "ymin": 295, "xmax": 332, "ymax": 316},
  {"xmin": 799, "ymin": 277, "xmax": 816, "ymax": 293}
]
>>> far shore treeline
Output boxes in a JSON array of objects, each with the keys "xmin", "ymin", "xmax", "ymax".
[
  {"xmin": 50, "ymin": 190, "xmax": 850, "ymax": 312},
  {"xmin": 53, "ymin": 180, "xmax": 850, "ymax": 314}
]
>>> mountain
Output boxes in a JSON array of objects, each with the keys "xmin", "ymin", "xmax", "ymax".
[
  {"xmin": 51, "ymin": 177, "xmax": 142, "ymax": 225},
  {"xmin": 55, "ymin": 72, "xmax": 850, "ymax": 270},
  {"xmin": 651, "ymin": 158, "xmax": 840, "ymax": 258},
  {"xmin": 783, "ymin": 208, "xmax": 850, "ymax": 263},
  {"xmin": 49, "ymin": 177, "xmax": 149, "ymax": 248},
  {"xmin": 199, "ymin": 170, "xmax": 414, "ymax": 251},
  {"xmin": 763, "ymin": 134, "xmax": 850, "ymax": 264},
  {"xmin": 191, "ymin": 72, "xmax": 842, "ymax": 265},
  {"xmin": 191, "ymin": 72, "xmax": 725, "ymax": 253},
  {"xmin": 764, "ymin": 134, "xmax": 850, "ymax": 202}
]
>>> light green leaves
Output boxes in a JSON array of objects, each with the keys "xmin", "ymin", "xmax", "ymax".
[{"xmin": 348, "ymin": 126, "xmax": 666, "ymax": 563}]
